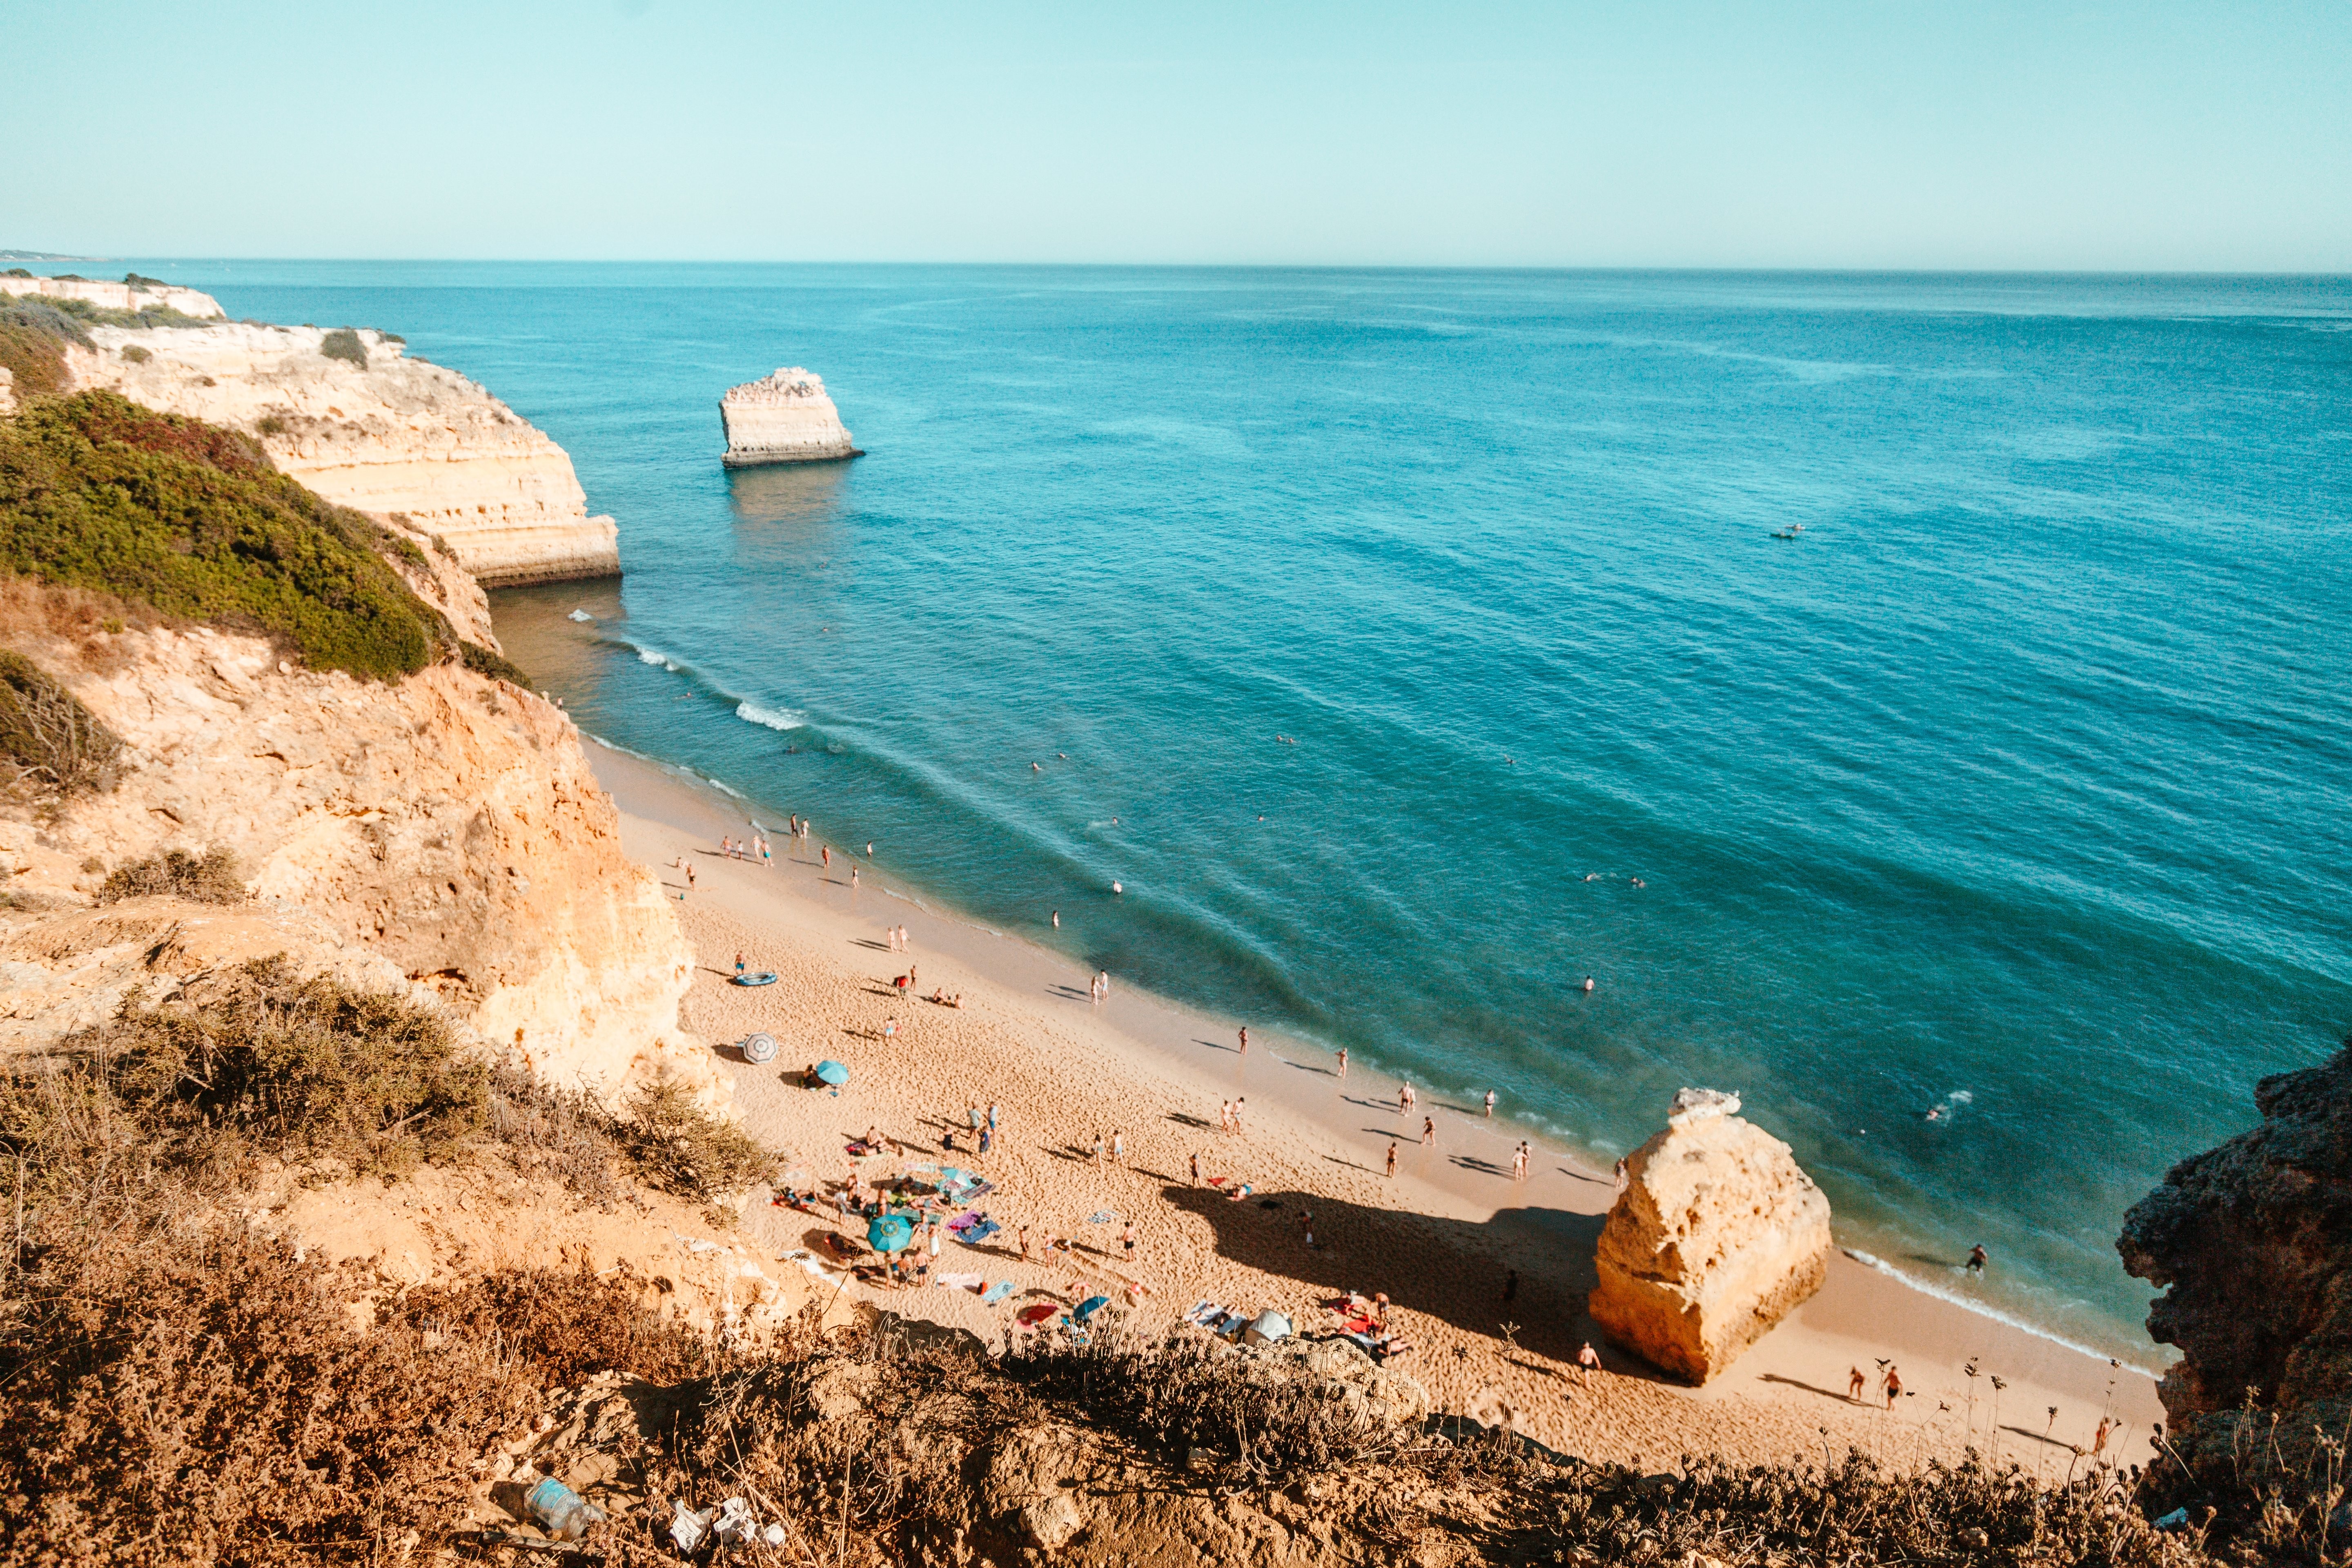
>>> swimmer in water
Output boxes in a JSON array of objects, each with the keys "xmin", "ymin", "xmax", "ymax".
[
  {"xmin": 1584, "ymin": 873, "xmax": 1599, "ymax": 881},
  {"xmin": 1032, "ymin": 762, "xmax": 1041, "ymax": 771},
  {"xmin": 1051, "ymin": 910, "xmax": 1060, "ymax": 928},
  {"xmin": 1631, "ymin": 877, "xmax": 1646, "ymax": 888},
  {"xmin": 1581, "ymin": 976, "xmax": 1595, "ymax": 992}
]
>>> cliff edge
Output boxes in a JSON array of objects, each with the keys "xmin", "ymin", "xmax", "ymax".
[
  {"xmin": 719, "ymin": 366, "xmax": 859, "ymax": 466},
  {"xmin": 0, "ymin": 393, "xmax": 715, "ymax": 1111},
  {"xmin": 2117, "ymin": 1040, "xmax": 2352, "ymax": 1473},
  {"xmin": 67, "ymin": 320, "xmax": 619, "ymax": 597}
]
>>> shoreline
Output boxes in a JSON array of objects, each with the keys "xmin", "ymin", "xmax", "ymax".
[{"xmin": 586, "ymin": 735, "xmax": 2165, "ymax": 1469}]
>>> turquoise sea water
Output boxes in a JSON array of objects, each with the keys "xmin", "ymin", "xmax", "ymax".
[{"xmin": 125, "ymin": 262, "xmax": 2352, "ymax": 1361}]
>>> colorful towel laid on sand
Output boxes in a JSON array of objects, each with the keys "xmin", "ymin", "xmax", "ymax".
[
  {"xmin": 1339, "ymin": 1314, "xmax": 1378, "ymax": 1336},
  {"xmin": 1016, "ymin": 1303, "xmax": 1059, "ymax": 1326},
  {"xmin": 1205, "ymin": 1175, "xmax": 1227, "ymax": 1186},
  {"xmin": 1085, "ymin": 1210, "xmax": 1117, "ymax": 1225},
  {"xmin": 935, "ymin": 1272, "xmax": 985, "ymax": 1291},
  {"xmin": 981, "ymin": 1281, "xmax": 1015, "ymax": 1305},
  {"xmin": 1185, "ymin": 1301, "xmax": 1226, "ymax": 1325},
  {"xmin": 962, "ymin": 1220, "xmax": 1000, "ymax": 1243}
]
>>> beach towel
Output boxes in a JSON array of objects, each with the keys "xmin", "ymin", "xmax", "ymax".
[
  {"xmin": 963, "ymin": 1220, "xmax": 1000, "ymax": 1243},
  {"xmin": 947, "ymin": 1210, "xmax": 984, "ymax": 1233},
  {"xmin": 1339, "ymin": 1314, "xmax": 1378, "ymax": 1336},
  {"xmin": 1016, "ymin": 1303, "xmax": 1058, "ymax": 1326},
  {"xmin": 935, "ymin": 1272, "xmax": 984, "ymax": 1291},
  {"xmin": 981, "ymin": 1280, "xmax": 1014, "ymax": 1305},
  {"xmin": 1085, "ymin": 1210, "xmax": 1116, "ymax": 1225},
  {"xmin": 1205, "ymin": 1175, "xmax": 1227, "ymax": 1186},
  {"xmin": 1184, "ymin": 1301, "xmax": 1226, "ymax": 1326}
]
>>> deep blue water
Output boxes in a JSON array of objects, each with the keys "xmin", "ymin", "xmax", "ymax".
[{"xmin": 125, "ymin": 262, "xmax": 2352, "ymax": 1359}]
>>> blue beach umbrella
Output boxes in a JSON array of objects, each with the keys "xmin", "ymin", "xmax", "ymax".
[
  {"xmin": 815, "ymin": 1060, "xmax": 850, "ymax": 1086},
  {"xmin": 867, "ymin": 1214, "xmax": 915, "ymax": 1254},
  {"xmin": 1073, "ymin": 1295, "xmax": 1112, "ymax": 1323}
]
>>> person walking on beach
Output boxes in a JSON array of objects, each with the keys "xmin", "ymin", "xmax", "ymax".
[
  {"xmin": 1336, "ymin": 1047, "xmax": 1348, "ymax": 1078},
  {"xmin": 761, "ymin": 837, "xmax": 772, "ymax": 869},
  {"xmin": 1233, "ymin": 1098, "xmax": 1245, "ymax": 1133},
  {"xmin": 1385, "ymin": 1143, "xmax": 1399, "ymax": 1178},
  {"xmin": 1849, "ymin": 1366, "xmax": 1867, "ymax": 1402},
  {"xmin": 1189, "ymin": 1150, "xmax": 1200, "ymax": 1186},
  {"xmin": 821, "ymin": 844, "xmax": 831, "ymax": 875},
  {"xmin": 1238, "ymin": 1026, "xmax": 1248, "ymax": 1054},
  {"xmin": 1483, "ymin": 1089, "xmax": 1495, "ymax": 1118},
  {"xmin": 2092, "ymin": 1416, "xmax": 2114, "ymax": 1459},
  {"xmin": 1398, "ymin": 1085, "xmax": 1412, "ymax": 1115},
  {"xmin": 1513, "ymin": 1141, "xmax": 1529, "ymax": 1181},
  {"xmin": 1120, "ymin": 1221, "xmax": 1136, "ymax": 1258},
  {"xmin": 1111, "ymin": 1128, "xmax": 1126, "ymax": 1164},
  {"xmin": 1613, "ymin": 1157, "xmax": 1628, "ymax": 1194},
  {"xmin": 1219, "ymin": 1099, "xmax": 1232, "ymax": 1135},
  {"xmin": 1018, "ymin": 1225, "xmax": 1032, "ymax": 1261},
  {"xmin": 1090, "ymin": 1131, "xmax": 1104, "ymax": 1165},
  {"xmin": 968, "ymin": 1105, "xmax": 984, "ymax": 1135},
  {"xmin": 735, "ymin": 952, "xmax": 746, "ymax": 980},
  {"xmin": 1578, "ymin": 1341, "xmax": 1601, "ymax": 1383},
  {"xmin": 685, "ymin": 862, "xmax": 696, "ymax": 891},
  {"xmin": 1882, "ymin": 1365, "xmax": 1904, "ymax": 1409},
  {"xmin": 850, "ymin": 867, "xmax": 860, "ymax": 890},
  {"xmin": 1098, "ymin": 970, "xmax": 1111, "ymax": 1002},
  {"xmin": 1967, "ymin": 1243, "xmax": 1988, "ymax": 1274},
  {"xmin": 1421, "ymin": 1116, "xmax": 1435, "ymax": 1148}
]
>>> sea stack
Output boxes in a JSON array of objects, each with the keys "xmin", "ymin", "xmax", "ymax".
[
  {"xmin": 719, "ymin": 368, "xmax": 860, "ymax": 466},
  {"xmin": 1588, "ymin": 1088, "xmax": 1832, "ymax": 1383}
]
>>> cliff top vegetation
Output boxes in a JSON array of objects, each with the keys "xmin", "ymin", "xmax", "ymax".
[{"xmin": 0, "ymin": 391, "xmax": 446, "ymax": 679}]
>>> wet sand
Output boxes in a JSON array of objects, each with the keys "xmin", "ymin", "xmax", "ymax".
[{"xmin": 592, "ymin": 739, "xmax": 2164, "ymax": 1472}]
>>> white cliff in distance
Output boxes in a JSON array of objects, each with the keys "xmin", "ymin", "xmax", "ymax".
[
  {"xmin": 68, "ymin": 321, "xmax": 620, "ymax": 594},
  {"xmin": 2, "ymin": 272, "xmax": 225, "ymax": 319},
  {"xmin": 719, "ymin": 367, "xmax": 860, "ymax": 466}
]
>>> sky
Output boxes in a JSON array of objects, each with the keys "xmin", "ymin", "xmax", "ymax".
[{"xmin": 6, "ymin": 1, "xmax": 2349, "ymax": 270}]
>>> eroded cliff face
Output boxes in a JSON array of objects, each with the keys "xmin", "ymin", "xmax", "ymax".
[
  {"xmin": 2117, "ymin": 1043, "xmax": 2352, "ymax": 1467},
  {"xmin": 1, "ymin": 273, "xmax": 225, "ymax": 318},
  {"xmin": 1589, "ymin": 1092, "xmax": 1832, "ymax": 1383},
  {"xmin": 64, "ymin": 321, "xmax": 619, "ymax": 600},
  {"xmin": 0, "ymin": 615, "xmax": 719, "ymax": 1112}
]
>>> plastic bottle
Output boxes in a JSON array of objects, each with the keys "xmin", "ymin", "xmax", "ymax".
[{"xmin": 525, "ymin": 1477, "xmax": 607, "ymax": 1541}]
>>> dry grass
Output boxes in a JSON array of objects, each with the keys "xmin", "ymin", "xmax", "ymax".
[
  {"xmin": 0, "ymin": 647, "xmax": 122, "ymax": 799},
  {"xmin": 95, "ymin": 844, "xmax": 246, "ymax": 905}
]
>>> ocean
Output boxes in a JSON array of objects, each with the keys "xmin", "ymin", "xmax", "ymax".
[{"xmin": 128, "ymin": 261, "xmax": 2352, "ymax": 1363}]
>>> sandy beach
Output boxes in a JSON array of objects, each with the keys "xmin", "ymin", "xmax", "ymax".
[{"xmin": 588, "ymin": 739, "xmax": 2164, "ymax": 1474}]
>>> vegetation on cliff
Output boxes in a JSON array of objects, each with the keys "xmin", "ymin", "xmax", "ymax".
[
  {"xmin": 0, "ymin": 646, "xmax": 121, "ymax": 797},
  {"xmin": 0, "ymin": 391, "xmax": 444, "ymax": 679},
  {"xmin": 0, "ymin": 298, "xmax": 86, "ymax": 397}
]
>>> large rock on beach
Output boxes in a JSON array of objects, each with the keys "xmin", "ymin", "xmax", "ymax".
[
  {"xmin": 2117, "ymin": 1041, "xmax": 2352, "ymax": 1472},
  {"xmin": 1588, "ymin": 1089, "xmax": 1832, "ymax": 1383},
  {"xmin": 719, "ymin": 367, "xmax": 859, "ymax": 466}
]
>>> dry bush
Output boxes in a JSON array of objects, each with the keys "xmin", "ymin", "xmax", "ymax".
[
  {"xmin": 1007, "ymin": 1330, "xmax": 1403, "ymax": 1481},
  {"xmin": 45, "ymin": 954, "xmax": 487, "ymax": 1180},
  {"xmin": 95, "ymin": 844, "xmax": 245, "ymax": 904},
  {"xmin": 391, "ymin": 1265, "xmax": 725, "ymax": 1388},
  {"xmin": 0, "ymin": 647, "xmax": 121, "ymax": 797},
  {"xmin": 617, "ymin": 1077, "xmax": 779, "ymax": 1206}
]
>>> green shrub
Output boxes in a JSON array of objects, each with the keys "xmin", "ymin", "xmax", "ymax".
[
  {"xmin": 96, "ymin": 846, "xmax": 244, "ymax": 905},
  {"xmin": 0, "ymin": 300, "xmax": 89, "ymax": 398},
  {"xmin": 118, "ymin": 343, "xmax": 150, "ymax": 365},
  {"xmin": 122, "ymin": 272, "xmax": 168, "ymax": 290},
  {"xmin": 38, "ymin": 294, "xmax": 213, "ymax": 332},
  {"xmin": 0, "ymin": 392, "xmax": 445, "ymax": 679},
  {"xmin": 254, "ymin": 412, "xmax": 287, "ymax": 436},
  {"xmin": 387, "ymin": 531, "xmax": 428, "ymax": 569},
  {"xmin": 3, "ymin": 266, "xmax": 30, "ymax": 278},
  {"xmin": 318, "ymin": 327, "xmax": 367, "ymax": 366},
  {"xmin": 460, "ymin": 637, "xmax": 531, "ymax": 686},
  {"xmin": 0, "ymin": 649, "xmax": 121, "ymax": 796}
]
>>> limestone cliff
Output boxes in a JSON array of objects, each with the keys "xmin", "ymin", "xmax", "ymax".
[
  {"xmin": 2117, "ymin": 1042, "xmax": 2352, "ymax": 1470},
  {"xmin": 719, "ymin": 367, "xmax": 859, "ymax": 466},
  {"xmin": 1, "ymin": 272, "xmax": 225, "ymax": 319},
  {"xmin": 66, "ymin": 321, "xmax": 619, "ymax": 599},
  {"xmin": 0, "ymin": 611, "xmax": 720, "ymax": 1112},
  {"xmin": 1589, "ymin": 1089, "xmax": 1832, "ymax": 1383}
]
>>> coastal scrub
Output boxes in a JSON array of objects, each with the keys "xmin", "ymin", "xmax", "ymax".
[{"xmin": 0, "ymin": 391, "xmax": 444, "ymax": 679}]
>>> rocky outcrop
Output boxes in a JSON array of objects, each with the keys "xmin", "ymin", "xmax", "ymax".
[
  {"xmin": 0, "ymin": 613, "xmax": 719, "ymax": 1111},
  {"xmin": 1589, "ymin": 1089, "xmax": 1832, "ymax": 1383},
  {"xmin": 719, "ymin": 368, "xmax": 859, "ymax": 466},
  {"xmin": 67, "ymin": 321, "xmax": 618, "ymax": 597},
  {"xmin": 2, "ymin": 272, "xmax": 225, "ymax": 319},
  {"xmin": 2118, "ymin": 1042, "xmax": 2352, "ymax": 1467}
]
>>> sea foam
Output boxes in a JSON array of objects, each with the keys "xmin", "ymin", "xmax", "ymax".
[{"xmin": 737, "ymin": 702, "xmax": 805, "ymax": 732}]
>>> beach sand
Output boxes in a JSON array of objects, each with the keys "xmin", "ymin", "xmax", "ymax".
[{"xmin": 590, "ymin": 740, "xmax": 2164, "ymax": 1474}]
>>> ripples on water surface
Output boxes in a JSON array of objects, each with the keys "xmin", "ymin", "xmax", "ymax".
[{"xmin": 162, "ymin": 263, "xmax": 2352, "ymax": 1360}]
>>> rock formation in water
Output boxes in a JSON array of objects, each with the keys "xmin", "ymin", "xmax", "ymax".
[
  {"xmin": 1589, "ymin": 1088, "xmax": 1833, "ymax": 1382},
  {"xmin": 719, "ymin": 367, "xmax": 860, "ymax": 466},
  {"xmin": 1, "ymin": 271, "xmax": 225, "ymax": 319},
  {"xmin": 2117, "ymin": 1040, "xmax": 2352, "ymax": 1471},
  {"xmin": 65, "ymin": 321, "xmax": 619, "ymax": 599}
]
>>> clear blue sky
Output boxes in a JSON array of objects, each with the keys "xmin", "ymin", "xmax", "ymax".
[{"xmin": 7, "ymin": 0, "xmax": 2348, "ymax": 269}]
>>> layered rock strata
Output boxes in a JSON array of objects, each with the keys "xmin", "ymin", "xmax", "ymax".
[
  {"xmin": 2, "ymin": 272, "xmax": 225, "ymax": 318},
  {"xmin": 2117, "ymin": 1042, "xmax": 2352, "ymax": 1470},
  {"xmin": 0, "ymin": 614, "xmax": 720, "ymax": 1111},
  {"xmin": 1589, "ymin": 1089, "xmax": 1833, "ymax": 1383},
  {"xmin": 67, "ymin": 321, "xmax": 619, "ymax": 596},
  {"xmin": 719, "ymin": 367, "xmax": 859, "ymax": 466}
]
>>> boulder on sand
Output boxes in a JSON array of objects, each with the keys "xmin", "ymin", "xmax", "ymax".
[{"xmin": 1588, "ymin": 1088, "xmax": 1831, "ymax": 1383}]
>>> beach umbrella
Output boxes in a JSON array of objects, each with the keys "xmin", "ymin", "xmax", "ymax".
[
  {"xmin": 815, "ymin": 1060, "xmax": 850, "ymax": 1086},
  {"xmin": 1243, "ymin": 1310, "xmax": 1293, "ymax": 1345},
  {"xmin": 1073, "ymin": 1295, "xmax": 1112, "ymax": 1323},
  {"xmin": 741, "ymin": 1032, "xmax": 778, "ymax": 1064},
  {"xmin": 866, "ymin": 1214, "xmax": 915, "ymax": 1254}
]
